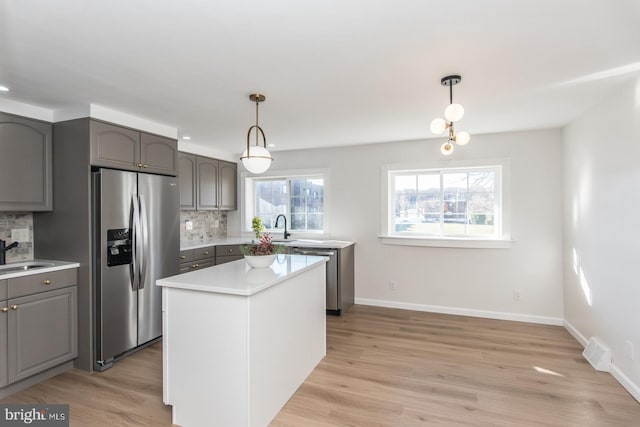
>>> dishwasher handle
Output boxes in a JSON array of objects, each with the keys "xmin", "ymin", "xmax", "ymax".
[{"xmin": 292, "ymin": 248, "xmax": 336, "ymax": 257}]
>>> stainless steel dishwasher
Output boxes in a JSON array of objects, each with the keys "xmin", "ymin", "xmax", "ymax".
[{"xmin": 291, "ymin": 245, "xmax": 354, "ymax": 315}]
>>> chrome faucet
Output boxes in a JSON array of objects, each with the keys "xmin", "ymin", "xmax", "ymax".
[
  {"xmin": 0, "ymin": 239, "xmax": 19, "ymax": 265},
  {"xmin": 274, "ymin": 214, "xmax": 291, "ymax": 240}
]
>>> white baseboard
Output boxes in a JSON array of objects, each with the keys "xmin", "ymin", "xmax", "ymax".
[
  {"xmin": 611, "ymin": 364, "xmax": 640, "ymax": 402},
  {"xmin": 562, "ymin": 319, "xmax": 640, "ymax": 403},
  {"xmin": 354, "ymin": 297, "xmax": 564, "ymax": 326},
  {"xmin": 562, "ymin": 319, "xmax": 588, "ymax": 347}
]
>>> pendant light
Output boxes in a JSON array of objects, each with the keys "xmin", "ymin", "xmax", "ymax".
[
  {"xmin": 240, "ymin": 93, "xmax": 273, "ymax": 174},
  {"xmin": 430, "ymin": 75, "xmax": 470, "ymax": 155}
]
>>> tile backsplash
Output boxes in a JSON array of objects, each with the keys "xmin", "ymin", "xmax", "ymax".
[
  {"xmin": 0, "ymin": 212, "xmax": 33, "ymax": 262},
  {"xmin": 180, "ymin": 210, "xmax": 227, "ymax": 243}
]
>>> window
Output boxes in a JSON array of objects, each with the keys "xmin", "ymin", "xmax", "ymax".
[
  {"xmin": 382, "ymin": 160, "xmax": 510, "ymax": 248},
  {"xmin": 245, "ymin": 171, "xmax": 327, "ymax": 235}
]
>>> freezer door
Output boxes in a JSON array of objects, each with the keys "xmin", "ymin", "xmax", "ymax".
[
  {"xmin": 95, "ymin": 169, "xmax": 138, "ymax": 363},
  {"xmin": 137, "ymin": 173, "xmax": 180, "ymax": 345}
]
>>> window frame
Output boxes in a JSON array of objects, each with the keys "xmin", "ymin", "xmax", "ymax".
[
  {"xmin": 380, "ymin": 159, "xmax": 512, "ymax": 249},
  {"xmin": 242, "ymin": 168, "xmax": 330, "ymax": 237}
]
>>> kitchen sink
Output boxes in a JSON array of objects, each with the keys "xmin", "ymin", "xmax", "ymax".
[{"xmin": 0, "ymin": 261, "xmax": 55, "ymax": 274}]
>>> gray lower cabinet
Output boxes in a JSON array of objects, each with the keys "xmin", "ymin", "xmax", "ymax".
[
  {"xmin": 0, "ymin": 284, "xmax": 7, "ymax": 387},
  {"xmin": 179, "ymin": 152, "xmax": 237, "ymax": 211},
  {"xmin": 90, "ymin": 120, "xmax": 178, "ymax": 176},
  {"xmin": 7, "ymin": 286, "xmax": 77, "ymax": 384},
  {"xmin": 215, "ymin": 244, "xmax": 243, "ymax": 265},
  {"xmin": 0, "ymin": 269, "xmax": 78, "ymax": 389},
  {"xmin": 0, "ymin": 111, "xmax": 53, "ymax": 211},
  {"xmin": 179, "ymin": 246, "xmax": 215, "ymax": 272}
]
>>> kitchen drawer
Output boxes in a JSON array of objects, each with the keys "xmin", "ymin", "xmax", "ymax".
[
  {"xmin": 216, "ymin": 245, "xmax": 243, "ymax": 257},
  {"xmin": 215, "ymin": 255, "xmax": 243, "ymax": 265},
  {"xmin": 8, "ymin": 269, "xmax": 78, "ymax": 299},
  {"xmin": 193, "ymin": 246, "xmax": 215, "ymax": 261},
  {"xmin": 179, "ymin": 249, "xmax": 193, "ymax": 263},
  {"xmin": 0, "ymin": 279, "xmax": 6, "ymax": 301},
  {"xmin": 180, "ymin": 259, "xmax": 214, "ymax": 272}
]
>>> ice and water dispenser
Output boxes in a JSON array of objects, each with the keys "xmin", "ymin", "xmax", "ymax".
[{"xmin": 107, "ymin": 228, "xmax": 132, "ymax": 267}]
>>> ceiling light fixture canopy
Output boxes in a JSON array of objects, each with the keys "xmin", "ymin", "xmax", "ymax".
[
  {"xmin": 430, "ymin": 75, "xmax": 470, "ymax": 156},
  {"xmin": 240, "ymin": 93, "xmax": 273, "ymax": 174}
]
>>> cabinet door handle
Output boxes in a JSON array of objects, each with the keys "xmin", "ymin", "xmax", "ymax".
[
  {"xmin": 11, "ymin": 305, "xmax": 18, "ymax": 310},
  {"xmin": 180, "ymin": 256, "xmax": 186, "ymax": 260},
  {"xmin": 228, "ymin": 249, "xmax": 233, "ymax": 253},
  {"xmin": 137, "ymin": 163, "xmax": 144, "ymax": 168},
  {"xmin": 43, "ymin": 279, "xmax": 51, "ymax": 285},
  {"xmin": 143, "ymin": 164, "xmax": 148, "ymax": 168},
  {"xmin": 202, "ymin": 251, "xmax": 209, "ymax": 255},
  {"xmin": 0, "ymin": 307, "xmax": 7, "ymax": 313},
  {"xmin": 191, "ymin": 264, "xmax": 199, "ymax": 269}
]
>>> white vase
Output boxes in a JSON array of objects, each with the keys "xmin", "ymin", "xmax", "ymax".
[{"xmin": 244, "ymin": 254, "xmax": 276, "ymax": 268}]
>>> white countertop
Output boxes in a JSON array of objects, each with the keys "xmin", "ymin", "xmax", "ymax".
[
  {"xmin": 181, "ymin": 237, "xmax": 355, "ymax": 251},
  {"xmin": 0, "ymin": 259, "xmax": 81, "ymax": 280},
  {"xmin": 157, "ymin": 254, "xmax": 327, "ymax": 296}
]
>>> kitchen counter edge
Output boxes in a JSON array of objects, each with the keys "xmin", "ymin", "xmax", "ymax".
[
  {"xmin": 181, "ymin": 238, "xmax": 355, "ymax": 250},
  {"xmin": 0, "ymin": 260, "xmax": 81, "ymax": 280}
]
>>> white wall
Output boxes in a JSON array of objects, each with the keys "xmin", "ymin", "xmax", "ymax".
[
  {"xmin": 563, "ymin": 76, "xmax": 640, "ymax": 399},
  {"xmin": 230, "ymin": 129, "xmax": 564, "ymax": 323}
]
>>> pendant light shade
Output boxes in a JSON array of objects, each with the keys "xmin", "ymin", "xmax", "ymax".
[
  {"xmin": 240, "ymin": 93, "xmax": 273, "ymax": 174},
  {"xmin": 241, "ymin": 145, "xmax": 272, "ymax": 174},
  {"xmin": 431, "ymin": 75, "xmax": 471, "ymax": 155},
  {"xmin": 441, "ymin": 141, "xmax": 454, "ymax": 155},
  {"xmin": 430, "ymin": 118, "xmax": 447, "ymax": 135},
  {"xmin": 444, "ymin": 103, "xmax": 464, "ymax": 122}
]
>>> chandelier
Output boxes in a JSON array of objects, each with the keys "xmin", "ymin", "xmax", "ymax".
[{"xmin": 430, "ymin": 75, "xmax": 470, "ymax": 155}]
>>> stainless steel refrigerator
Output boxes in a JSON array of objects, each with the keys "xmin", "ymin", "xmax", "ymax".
[{"xmin": 92, "ymin": 168, "xmax": 179, "ymax": 370}]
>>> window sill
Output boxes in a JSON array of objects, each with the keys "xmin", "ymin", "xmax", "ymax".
[{"xmin": 378, "ymin": 235, "xmax": 512, "ymax": 249}]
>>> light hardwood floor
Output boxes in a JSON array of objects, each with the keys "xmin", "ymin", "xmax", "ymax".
[{"xmin": 2, "ymin": 305, "xmax": 639, "ymax": 426}]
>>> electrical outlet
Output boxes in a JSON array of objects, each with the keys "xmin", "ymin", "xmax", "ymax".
[
  {"xmin": 11, "ymin": 228, "xmax": 29, "ymax": 242},
  {"xmin": 185, "ymin": 221, "xmax": 193, "ymax": 231},
  {"xmin": 513, "ymin": 290, "xmax": 521, "ymax": 301},
  {"xmin": 627, "ymin": 341, "xmax": 634, "ymax": 360},
  {"xmin": 389, "ymin": 281, "xmax": 397, "ymax": 291}
]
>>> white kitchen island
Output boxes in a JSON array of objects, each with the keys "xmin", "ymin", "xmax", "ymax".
[{"xmin": 156, "ymin": 254, "xmax": 327, "ymax": 427}]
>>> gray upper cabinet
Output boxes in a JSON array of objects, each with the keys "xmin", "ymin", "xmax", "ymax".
[
  {"xmin": 90, "ymin": 120, "xmax": 177, "ymax": 176},
  {"xmin": 196, "ymin": 156, "xmax": 219, "ymax": 210},
  {"xmin": 219, "ymin": 161, "xmax": 237, "ymax": 210},
  {"xmin": 178, "ymin": 153, "xmax": 196, "ymax": 209},
  {"xmin": 90, "ymin": 120, "xmax": 139, "ymax": 171},
  {"xmin": 0, "ymin": 112, "xmax": 52, "ymax": 211},
  {"xmin": 180, "ymin": 152, "xmax": 236, "ymax": 211},
  {"xmin": 140, "ymin": 133, "xmax": 179, "ymax": 175}
]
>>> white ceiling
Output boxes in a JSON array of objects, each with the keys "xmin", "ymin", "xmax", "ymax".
[{"xmin": 1, "ymin": 0, "xmax": 639, "ymax": 154}]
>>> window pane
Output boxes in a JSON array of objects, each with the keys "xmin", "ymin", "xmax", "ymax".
[
  {"xmin": 288, "ymin": 178, "xmax": 324, "ymax": 231},
  {"xmin": 390, "ymin": 167, "xmax": 501, "ymax": 238},
  {"xmin": 469, "ymin": 171, "xmax": 495, "ymax": 192},
  {"xmin": 255, "ymin": 180, "xmax": 287, "ymax": 229},
  {"xmin": 394, "ymin": 175, "xmax": 418, "ymax": 232}
]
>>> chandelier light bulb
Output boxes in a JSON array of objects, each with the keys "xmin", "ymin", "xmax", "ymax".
[
  {"xmin": 241, "ymin": 145, "xmax": 272, "ymax": 174},
  {"xmin": 444, "ymin": 103, "xmax": 464, "ymax": 122},
  {"xmin": 455, "ymin": 131, "xmax": 470, "ymax": 145},
  {"xmin": 430, "ymin": 118, "xmax": 447, "ymax": 135},
  {"xmin": 440, "ymin": 141, "xmax": 454, "ymax": 155}
]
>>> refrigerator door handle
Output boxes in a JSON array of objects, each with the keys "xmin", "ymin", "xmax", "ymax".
[
  {"xmin": 138, "ymin": 194, "xmax": 149, "ymax": 289},
  {"xmin": 131, "ymin": 194, "xmax": 141, "ymax": 291}
]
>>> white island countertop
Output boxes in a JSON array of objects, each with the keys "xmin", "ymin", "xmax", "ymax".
[{"xmin": 156, "ymin": 254, "xmax": 327, "ymax": 296}]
